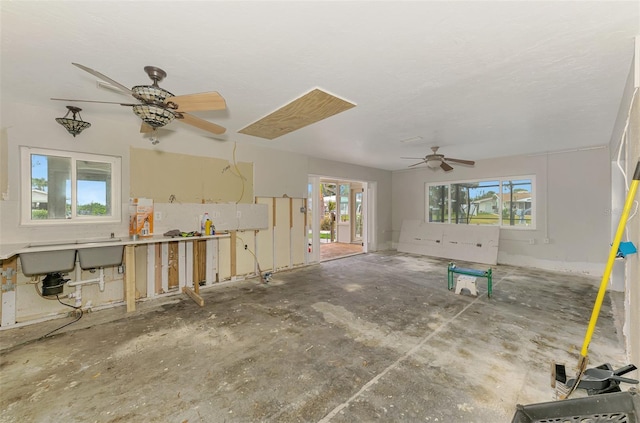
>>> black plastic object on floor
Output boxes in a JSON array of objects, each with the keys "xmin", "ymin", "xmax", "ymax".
[
  {"xmin": 556, "ymin": 363, "xmax": 639, "ymax": 396},
  {"xmin": 566, "ymin": 364, "xmax": 639, "ymax": 396},
  {"xmin": 511, "ymin": 390, "xmax": 640, "ymax": 423}
]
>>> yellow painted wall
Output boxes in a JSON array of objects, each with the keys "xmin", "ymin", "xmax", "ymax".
[{"xmin": 130, "ymin": 147, "xmax": 253, "ymax": 204}]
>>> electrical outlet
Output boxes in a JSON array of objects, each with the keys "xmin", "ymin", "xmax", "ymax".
[
  {"xmin": 155, "ymin": 211, "xmax": 162, "ymax": 221},
  {"xmin": 528, "ymin": 239, "xmax": 535, "ymax": 245},
  {"xmin": 237, "ymin": 211, "xmax": 242, "ymax": 218}
]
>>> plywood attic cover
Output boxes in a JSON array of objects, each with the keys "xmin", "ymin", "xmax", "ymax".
[{"xmin": 238, "ymin": 88, "xmax": 356, "ymax": 140}]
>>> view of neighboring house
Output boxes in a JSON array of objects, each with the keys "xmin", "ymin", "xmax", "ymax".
[
  {"xmin": 471, "ymin": 191, "xmax": 531, "ymax": 216},
  {"xmin": 31, "ymin": 189, "xmax": 47, "ymax": 210}
]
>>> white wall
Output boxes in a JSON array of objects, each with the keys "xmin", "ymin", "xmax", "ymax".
[
  {"xmin": 0, "ymin": 102, "xmax": 391, "ymax": 248},
  {"xmin": 0, "ymin": 101, "xmax": 393, "ymax": 324},
  {"xmin": 391, "ymin": 147, "xmax": 611, "ymax": 276},
  {"xmin": 608, "ymin": 55, "xmax": 639, "ymax": 367}
]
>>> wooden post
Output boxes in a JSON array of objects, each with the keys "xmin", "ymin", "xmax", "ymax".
[
  {"xmin": 230, "ymin": 231, "xmax": 237, "ymax": 277},
  {"xmin": 155, "ymin": 244, "xmax": 162, "ymax": 295},
  {"xmin": 182, "ymin": 286, "xmax": 204, "ymax": 307},
  {"xmin": 272, "ymin": 199, "xmax": 277, "ymax": 228},
  {"xmin": 193, "ymin": 240, "xmax": 206, "ymax": 286},
  {"xmin": 168, "ymin": 242, "xmax": 179, "ymax": 289},
  {"xmin": 1, "ymin": 256, "xmax": 18, "ymax": 326},
  {"xmin": 125, "ymin": 245, "xmax": 136, "ymax": 312},
  {"xmin": 289, "ymin": 197, "xmax": 294, "ymax": 228}
]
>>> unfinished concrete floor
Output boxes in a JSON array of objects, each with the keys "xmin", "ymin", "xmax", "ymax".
[{"xmin": 0, "ymin": 251, "xmax": 629, "ymax": 423}]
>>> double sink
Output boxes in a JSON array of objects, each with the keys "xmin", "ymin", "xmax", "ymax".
[{"xmin": 19, "ymin": 238, "xmax": 125, "ymax": 276}]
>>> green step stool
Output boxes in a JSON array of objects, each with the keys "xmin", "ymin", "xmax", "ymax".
[{"xmin": 448, "ymin": 262, "xmax": 493, "ymax": 298}]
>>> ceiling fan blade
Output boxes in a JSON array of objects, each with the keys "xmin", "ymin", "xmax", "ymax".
[
  {"xmin": 440, "ymin": 161, "xmax": 454, "ymax": 171},
  {"xmin": 205, "ymin": 134, "xmax": 229, "ymax": 142},
  {"xmin": 51, "ymin": 98, "xmax": 137, "ymax": 106},
  {"xmin": 445, "ymin": 157, "xmax": 475, "ymax": 165},
  {"xmin": 140, "ymin": 123, "xmax": 154, "ymax": 133},
  {"xmin": 401, "ymin": 157, "xmax": 426, "ymax": 160},
  {"xmin": 166, "ymin": 92, "xmax": 226, "ymax": 112},
  {"xmin": 72, "ymin": 63, "xmax": 133, "ymax": 95},
  {"xmin": 178, "ymin": 113, "xmax": 226, "ymax": 135},
  {"xmin": 408, "ymin": 161, "xmax": 426, "ymax": 168}
]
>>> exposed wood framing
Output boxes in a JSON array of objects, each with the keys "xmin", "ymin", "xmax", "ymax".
[
  {"xmin": 146, "ymin": 245, "xmax": 155, "ymax": 298},
  {"xmin": 161, "ymin": 243, "xmax": 169, "ymax": 293},
  {"xmin": 155, "ymin": 244, "xmax": 162, "ymax": 295},
  {"xmin": 125, "ymin": 245, "xmax": 136, "ymax": 312},
  {"xmin": 1, "ymin": 256, "xmax": 18, "ymax": 326},
  {"xmin": 272, "ymin": 199, "xmax": 277, "ymax": 227},
  {"xmin": 182, "ymin": 286, "xmax": 204, "ymax": 307},
  {"xmin": 205, "ymin": 238, "xmax": 218, "ymax": 285},
  {"xmin": 168, "ymin": 242, "xmax": 179, "ymax": 289},
  {"xmin": 290, "ymin": 197, "xmax": 293, "ymax": 228},
  {"xmin": 230, "ymin": 231, "xmax": 237, "ymax": 277},
  {"xmin": 193, "ymin": 240, "xmax": 206, "ymax": 285}
]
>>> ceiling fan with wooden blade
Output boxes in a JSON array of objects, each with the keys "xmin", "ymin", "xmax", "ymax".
[
  {"xmin": 52, "ymin": 63, "xmax": 227, "ymax": 135},
  {"xmin": 402, "ymin": 146, "xmax": 475, "ymax": 171}
]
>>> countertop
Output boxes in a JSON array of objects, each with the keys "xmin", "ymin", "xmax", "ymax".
[{"xmin": 0, "ymin": 233, "xmax": 231, "ymax": 261}]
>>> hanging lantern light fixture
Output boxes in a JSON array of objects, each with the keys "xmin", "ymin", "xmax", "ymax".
[{"xmin": 55, "ymin": 106, "xmax": 91, "ymax": 137}]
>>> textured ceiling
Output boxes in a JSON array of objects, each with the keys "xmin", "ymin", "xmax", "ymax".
[{"xmin": 1, "ymin": 1, "xmax": 638, "ymax": 171}]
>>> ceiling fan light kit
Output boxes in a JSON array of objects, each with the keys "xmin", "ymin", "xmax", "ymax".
[
  {"xmin": 131, "ymin": 85, "xmax": 174, "ymax": 104},
  {"xmin": 426, "ymin": 160, "xmax": 441, "ymax": 169},
  {"xmin": 53, "ymin": 63, "xmax": 227, "ymax": 135},
  {"xmin": 55, "ymin": 105, "xmax": 91, "ymax": 137},
  {"xmin": 132, "ymin": 104, "xmax": 176, "ymax": 128},
  {"xmin": 402, "ymin": 146, "xmax": 475, "ymax": 171}
]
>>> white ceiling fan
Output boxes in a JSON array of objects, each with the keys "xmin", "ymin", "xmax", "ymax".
[{"xmin": 402, "ymin": 146, "xmax": 475, "ymax": 171}]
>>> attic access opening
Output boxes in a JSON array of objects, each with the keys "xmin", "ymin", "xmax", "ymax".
[{"xmin": 239, "ymin": 88, "xmax": 356, "ymax": 140}]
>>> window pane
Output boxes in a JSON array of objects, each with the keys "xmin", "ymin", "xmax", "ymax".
[
  {"xmin": 451, "ymin": 183, "xmax": 474, "ymax": 224},
  {"xmin": 339, "ymin": 184, "xmax": 349, "ymax": 222},
  {"xmin": 22, "ymin": 147, "xmax": 121, "ymax": 225},
  {"xmin": 502, "ymin": 179, "xmax": 533, "ymax": 227},
  {"xmin": 77, "ymin": 160, "xmax": 112, "ymax": 216},
  {"xmin": 468, "ymin": 181, "xmax": 500, "ymax": 225},
  {"xmin": 31, "ymin": 154, "xmax": 71, "ymax": 220},
  {"xmin": 428, "ymin": 185, "xmax": 448, "ymax": 222},
  {"xmin": 354, "ymin": 191, "xmax": 363, "ymax": 238}
]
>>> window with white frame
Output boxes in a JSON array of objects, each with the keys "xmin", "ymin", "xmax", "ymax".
[
  {"xmin": 20, "ymin": 147, "xmax": 121, "ymax": 225},
  {"xmin": 425, "ymin": 176, "xmax": 535, "ymax": 228}
]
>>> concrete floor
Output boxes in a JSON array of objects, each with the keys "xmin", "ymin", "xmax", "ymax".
[{"xmin": 0, "ymin": 251, "xmax": 629, "ymax": 423}]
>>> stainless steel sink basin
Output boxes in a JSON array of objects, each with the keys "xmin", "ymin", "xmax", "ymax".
[
  {"xmin": 77, "ymin": 245, "xmax": 124, "ymax": 269},
  {"xmin": 19, "ymin": 237, "xmax": 125, "ymax": 274},
  {"xmin": 19, "ymin": 249, "xmax": 77, "ymax": 276}
]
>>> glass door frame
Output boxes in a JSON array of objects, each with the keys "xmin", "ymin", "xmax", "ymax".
[{"xmin": 308, "ymin": 175, "xmax": 370, "ymax": 264}]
